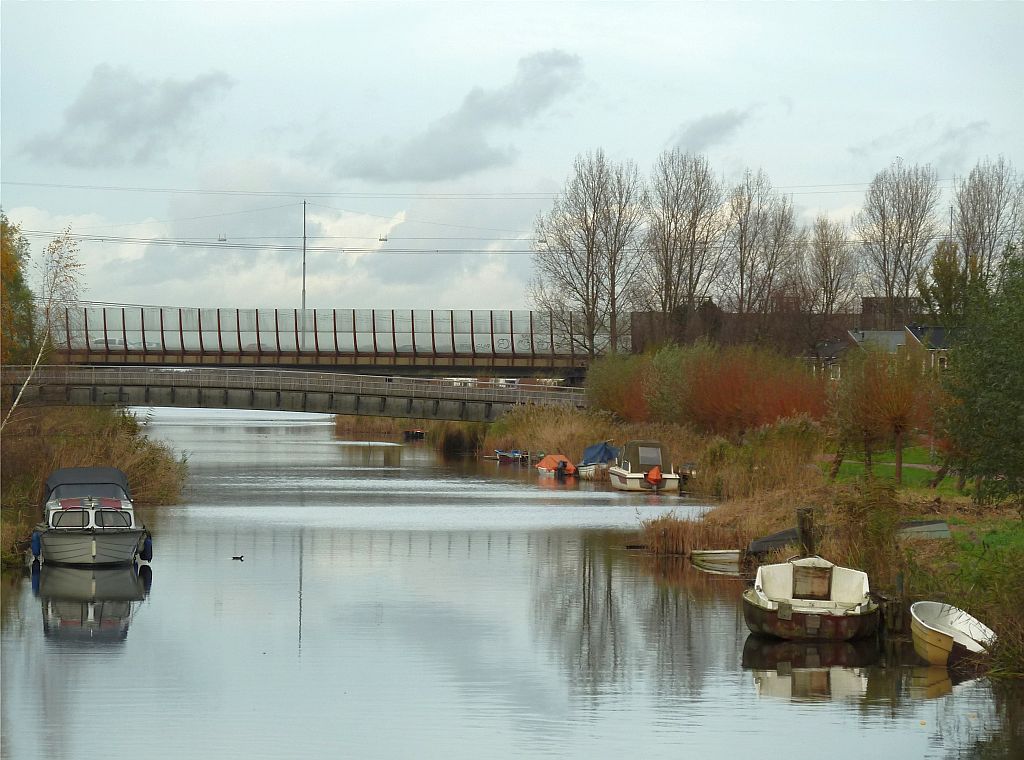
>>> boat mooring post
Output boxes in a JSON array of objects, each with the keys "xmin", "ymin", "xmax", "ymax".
[{"xmin": 796, "ymin": 508, "xmax": 815, "ymax": 557}]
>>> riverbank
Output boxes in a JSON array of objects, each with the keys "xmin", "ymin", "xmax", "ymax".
[
  {"xmin": 457, "ymin": 404, "xmax": 1023, "ymax": 677},
  {"xmin": 0, "ymin": 406, "xmax": 187, "ymax": 567}
]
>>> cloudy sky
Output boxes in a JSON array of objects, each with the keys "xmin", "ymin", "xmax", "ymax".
[{"xmin": 2, "ymin": 2, "xmax": 1021, "ymax": 311}]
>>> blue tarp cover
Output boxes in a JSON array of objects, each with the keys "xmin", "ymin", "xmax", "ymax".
[{"xmin": 580, "ymin": 442, "xmax": 619, "ymax": 465}]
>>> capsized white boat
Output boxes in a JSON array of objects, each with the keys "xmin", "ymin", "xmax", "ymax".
[
  {"xmin": 607, "ymin": 440, "xmax": 682, "ymax": 493},
  {"xmin": 910, "ymin": 601, "xmax": 995, "ymax": 666},
  {"xmin": 32, "ymin": 467, "xmax": 152, "ymax": 566}
]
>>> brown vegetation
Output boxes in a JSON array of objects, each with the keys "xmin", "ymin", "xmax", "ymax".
[{"xmin": 0, "ymin": 406, "xmax": 186, "ymax": 565}]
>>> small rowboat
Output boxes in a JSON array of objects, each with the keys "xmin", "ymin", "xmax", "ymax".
[
  {"xmin": 910, "ymin": 601, "xmax": 995, "ymax": 666},
  {"xmin": 689, "ymin": 549, "xmax": 743, "ymax": 575}
]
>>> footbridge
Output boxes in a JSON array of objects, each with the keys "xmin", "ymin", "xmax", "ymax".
[
  {"xmin": 50, "ymin": 305, "xmax": 623, "ymax": 379},
  {"xmin": 3, "ymin": 366, "xmax": 587, "ymax": 422}
]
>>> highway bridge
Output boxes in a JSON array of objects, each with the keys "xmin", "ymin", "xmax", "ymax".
[
  {"xmin": 3, "ymin": 365, "xmax": 587, "ymax": 422},
  {"xmin": 50, "ymin": 305, "xmax": 621, "ymax": 379}
]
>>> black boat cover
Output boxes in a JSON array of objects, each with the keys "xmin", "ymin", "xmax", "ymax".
[{"xmin": 44, "ymin": 467, "xmax": 132, "ymax": 501}]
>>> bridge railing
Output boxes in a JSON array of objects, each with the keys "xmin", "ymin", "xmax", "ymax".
[
  {"xmin": 53, "ymin": 306, "xmax": 629, "ymax": 359},
  {"xmin": 4, "ymin": 366, "xmax": 588, "ymax": 408}
]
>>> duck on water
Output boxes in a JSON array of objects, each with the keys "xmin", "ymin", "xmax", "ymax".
[{"xmin": 31, "ymin": 467, "xmax": 152, "ymax": 566}]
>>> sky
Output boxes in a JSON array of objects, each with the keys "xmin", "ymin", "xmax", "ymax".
[{"xmin": 2, "ymin": 2, "xmax": 1022, "ymax": 311}]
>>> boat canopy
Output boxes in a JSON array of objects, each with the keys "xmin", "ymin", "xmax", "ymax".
[
  {"xmin": 536, "ymin": 453, "xmax": 576, "ymax": 474},
  {"xmin": 617, "ymin": 441, "xmax": 665, "ymax": 473},
  {"xmin": 580, "ymin": 441, "xmax": 619, "ymax": 466},
  {"xmin": 45, "ymin": 467, "xmax": 132, "ymax": 502}
]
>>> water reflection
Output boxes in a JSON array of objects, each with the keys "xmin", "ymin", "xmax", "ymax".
[
  {"xmin": 33, "ymin": 563, "xmax": 152, "ymax": 646},
  {"xmin": 742, "ymin": 637, "xmax": 879, "ymax": 702},
  {"xmin": 1, "ymin": 408, "xmax": 1016, "ymax": 760}
]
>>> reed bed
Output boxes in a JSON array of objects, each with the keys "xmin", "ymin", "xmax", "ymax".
[{"xmin": 0, "ymin": 406, "xmax": 186, "ymax": 566}]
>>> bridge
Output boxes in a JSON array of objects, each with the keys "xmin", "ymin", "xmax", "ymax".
[
  {"xmin": 3, "ymin": 365, "xmax": 587, "ymax": 422},
  {"xmin": 50, "ymin": 305, "xmax": 622, "ymax": 379}
]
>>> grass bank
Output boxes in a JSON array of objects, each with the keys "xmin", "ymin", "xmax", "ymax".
[{"xmin": 0, "ymin": 406, "xmax": 187, "ymax": 567}]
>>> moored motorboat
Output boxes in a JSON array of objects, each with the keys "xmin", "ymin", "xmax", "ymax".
[
  {"xmin": 494, "ymin": 449, "xmax": 529, "ymax": 464},
  {"xmin": 909, "ymin": 601, "xmax": 995, "ymax": 666},
  {"xmin": 576, "ymin": 441, "xmax": 619, "ymax": 481},
  {"xmin": 742, "ymin": 556, "xmax": 879, "ymax": 641},
  {"xmin": 32, "ymin": 467, "xmax": 151, "ymax": 567},
  {"xmin": 535, "ymin": 453, "xmax": 576, "ymax": 478},
  {"xmin": 607, "ymin": 440, "xmax": 682, "ymax": 492}
]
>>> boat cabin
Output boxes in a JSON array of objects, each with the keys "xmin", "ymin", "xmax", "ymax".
[
  {"xmin": 616, "ymin": 441, "xmax": 668, "ymax": 474},
  {"xmin": 43, "ymin": 467, "xmax": 137, "ymax": 531}
]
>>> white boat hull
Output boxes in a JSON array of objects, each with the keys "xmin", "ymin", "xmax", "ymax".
[
  {"xmin": 608, "ymin": 466, "xmax": 681, "ymax": 492},
  {"xmin": 39, "ymin": 529, "xmax": 146, "ymax": 566},
  {"xmin": 910, "ymin": 601, "xmax": 995, "ymax": 666},
  {"xmin": 576, "ymin": 463, "xmax": 609, "ymax": 481},
  {"xmin": 690, "ymin": 549, "xmax": 743, "ymax": 574}
]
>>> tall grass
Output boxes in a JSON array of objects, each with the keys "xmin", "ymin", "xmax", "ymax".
[{"xmin": 0, "ymin": 406, "xmax": 186, "ymax": 565}]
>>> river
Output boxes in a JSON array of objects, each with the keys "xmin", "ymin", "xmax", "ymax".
[{"xmin": 1, "ymin": 408, "xmax": 1017, "ymax": 759}]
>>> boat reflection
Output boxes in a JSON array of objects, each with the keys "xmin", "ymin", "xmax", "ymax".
[
  {"xmin": 33, "ymin": 562, "xmax": 152, "ymax": 645},
  {"xmin": 742, "ymin": 635, "xmax": 880, "ymax": 701}
]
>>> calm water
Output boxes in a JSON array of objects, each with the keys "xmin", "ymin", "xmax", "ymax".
[{"xmin": 1, "ymin": 408, "xmax": 1017, "ymax": 759}]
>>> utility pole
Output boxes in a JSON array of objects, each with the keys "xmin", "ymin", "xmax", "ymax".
[{"xmin": 302, "ymin": 200, "xmax": 307, "ymax": 311}]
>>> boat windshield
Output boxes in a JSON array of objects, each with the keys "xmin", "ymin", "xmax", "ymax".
[
  {"xmin": 637, "ymin": 446, "xmax": 663, "ymax": 467},
  {"xmin": 95, "ymin": 510, "xmax": 132, "ymax": 528},
  {"xmin": 51, "ymin": 484, "xmax": 128, "ymax": 501},
  {"xmin": 51, "ymin": 510, "xmax": 89, "ymax": 528}
]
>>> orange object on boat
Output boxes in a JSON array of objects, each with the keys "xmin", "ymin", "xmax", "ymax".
[
  {"xmin": 536, "ymin": 453, "xmax": 577, "ymax": 476},
  {"xmin": 645, "ymin": 466, "xmax": 662, "ymax": 484}
]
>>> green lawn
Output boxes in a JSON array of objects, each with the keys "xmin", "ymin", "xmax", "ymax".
[
  {"xmin": 825, "ymin": 459, "xmax": 962, "ymax": 497},
  {"xmin": 869, "ymin": 445, "xmax": 938, "ymax": 466}
]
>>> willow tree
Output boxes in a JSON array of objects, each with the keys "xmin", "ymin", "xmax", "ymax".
[
  {"xmin": 1, "ymin": 226, "xmax": 83, "ymax": 432},
  {"xmin": 530, "ymin": 150, "xmax": 646, "ymax": 355}
]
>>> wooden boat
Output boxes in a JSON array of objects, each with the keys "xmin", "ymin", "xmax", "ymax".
[
  {"xmin": 909, "ymin": 601, "xmax": 995, "ymax": 666},
  {"xmin": 576, "ymin": 441, "xmax": 619, "ymax": 481},
  {"xmin": 31, "ymin": 467, "xmax": 152, "ymax": 566},
  {"xmin": 607, "ymin": 440, "xmax": 682, "ymax": 492},
  {"xmin": 535, "ymin": 453, "xmax": 576, "ymax": 478},
  {"xmin": 689, "ymin": 549, "xmax": 744, "ymax": 575},
  {"xmin": 742, "ymin": 556, "xmax": 880, "ymax": 641}
]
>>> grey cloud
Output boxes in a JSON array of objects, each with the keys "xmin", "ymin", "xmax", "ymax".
[
  {"xmin": 336, "ymin": 50, "xmax": 583, "ymax": 182},
  {"xmin": 847, "ymin": 117, "xmax": 989, "ymax": 172},
  {"xmin": 24, "ymin": 64, "xmax": 234, "ymax": 167},
  {"xmin": 672, "ymin": 107, "xmax": 757, "ymax": 153}
]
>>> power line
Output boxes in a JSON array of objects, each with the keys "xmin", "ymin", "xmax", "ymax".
[{"xmin": 18, "ymin": 229, "xmax": 537, "ymax": 254}]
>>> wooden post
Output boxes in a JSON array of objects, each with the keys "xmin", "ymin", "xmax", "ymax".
[{"xmin": 796, "ymin": 508, "xmax": 815, "ymax": 557}]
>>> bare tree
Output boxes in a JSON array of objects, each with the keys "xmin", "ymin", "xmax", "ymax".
[
  {"xmin": 599, "ymin": 157, "xmax": 647, "ymax": 352},
  {"xmin": 725, "ymin": 169, "xmax": 773, "ymax": 317},
  {"xmin": 643, "ymin": 150, "xmax": 726, "ymax": 330},
  {"xmin": 530, "ymin": 150, "xmax": 645, "ymax": 356},
  {"xmin": 722, "ymin": 169, "xmax": 802, "ymax": 341},
  {"xmin": 1, "ymin": 227, "xmax": 83, "ymax": 431},
  {"xmin": 954, "ymin": 155, "xmax": 1022, "ymax": 285},
  {"xmin": 804, "ymin": 214, "xmax": 860, "ymax": 316},
  {"xmin": 855, "ymin": 159, "xmax": 940, "ymax": 329}
]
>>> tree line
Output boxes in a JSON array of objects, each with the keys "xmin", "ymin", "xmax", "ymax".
[{"xmin": 530, "ymin": 151, "xmax": 1023, "ymax": 355}]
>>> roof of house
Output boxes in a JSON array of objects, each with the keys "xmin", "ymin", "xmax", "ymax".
[
  {"xmin": 906, "ymin": 324, "xmax": 957, "ymax": 350},
  {"xmin": 848, "ymin": 329, "xmax": 906, "ymax": 353}
]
